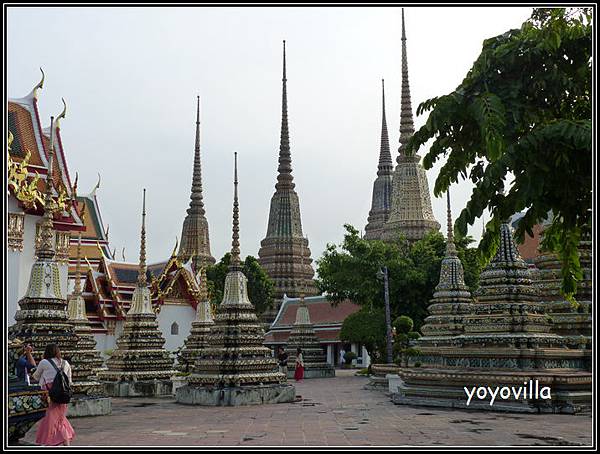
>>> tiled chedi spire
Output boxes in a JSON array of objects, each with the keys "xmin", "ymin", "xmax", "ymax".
[
  {"xmin": 365, "ymin": 79, "xmax": 394, "ymax": 240},
  {"xmin": 67, "ymin": 232, "xmax": 105, "ymax": 378},
  {"xmin": 9, "ymin": 118, "xmax": 101, "ymax": 395},
  {"xmin": 533, "ymin": 227, "xmax": 591, "ymax": 352},
  {"xmin": 98, "ymin": 189, "xmax": 175, "ymax": 382},
  {"xmin": 381, "ymin": 9, "xmax": 440, "ymax": 242},
  {"xmin": 178, "ymin": 96, "xmax": 216, "ymax": 270},
  {"xmin": 285, "ymin": 240, "xmax": 334, "ymax": 378},
  {"xmin": 185, "ymin": 153, "xmax": 286, "ymax": 388},
  {"xmin": 393, "ymin": 219, "xmax": 591, "ymax": 413},
  {"xmin": 419, "ymin": 190, "xmax": 473, "ymax": 341},
  {"xmin": 258, "ymin": 40, "xmax": 318, "ymax": 318},
  {"xmin": 177, "ymin": 266, "xmax": 215, "ymax": 372},
  {"xmin": 461, "ymin": 221, "xmax": 562, "ymax": 355}
]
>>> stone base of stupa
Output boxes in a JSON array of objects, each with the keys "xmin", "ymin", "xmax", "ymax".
[
  {"xmin": 103, "ymin": 379, "xmax": 173, "ymax": 398},
  {"xmin": 287, "ymin": 366, "xmax": 335, "ymax": 379},
  {"xmin": 365, "ymin": 363, "xmax": 399, "ymax": 390},
  {"xmin": 176, "ymin": 383, "xmax": 296, "ymax": 406},
  {"xmin": 67, "ymin": 396, "xmax": 112, "ymax": 417},
  {"xmin": 391, "ymin": 368, "xmax": 592, "ymax": 414}
]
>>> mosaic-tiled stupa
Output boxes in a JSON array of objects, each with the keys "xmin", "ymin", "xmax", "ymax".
[
  {"xmin": 418, "ymin": 191, "xmax": 473, "ymax": 345},
  {"xmin": 177, "ymin": 96, "xmax": 216, "ymax": 270},
  {"xmin": 177, "ymin": 267, "xmax": 214, "ymax": 372},
  {"xmin": 68, "ymin": 232, "xmax": 105, "ymax": 378},
  {"xmin": 369, "ymin": 191, "xmax": 467, "ymax": 389},
  {"xmin": 393, "ymin": 209, "xmax": 592, "ymax": 413},
  {"xmin": 258, "ymin": 41, "xmax": 318, "ymax": 327},
  {"xmin": 97, "ymin": 189, "xmax": 175, "ymax": 397},
  {"xmin": 8, "ymin": 120, "xmax": 109, "ymax": 416},
  {"xmin": 533, "ymin": 229, "xmax": 592, "ymax": 360},
  {"xmin": 380, "ymin": 9, "xmax": 440, "ymax": 243},
  {"xmin": 285, "ymin": 242, "xmax": 335, "ymax": 379},
  {"xmin": 177, "ymin": 153, "xmax": 296, "ymax": 406},
  {"xmin": 364, "ymin": 79, "xmax": 394, "ymax": 240}
]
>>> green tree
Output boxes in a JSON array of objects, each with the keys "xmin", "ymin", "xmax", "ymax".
[
  {"xmin": 407, "ymin": 8, "xmax": 592, "ymax": 301},
  {"xmin": 339, "ymin": 308, "xmax": 387, "ymax": 363},
  {"xmin": 206, "ymin": 253, "xmax": 274, "ymax": 315},
  {"xmin": 392, "ymin": 315, "xmax": 421, "ymax": 367},
  {"xmin": 316, "ymin": 225, "xmax": 480, "ymax": 330}
]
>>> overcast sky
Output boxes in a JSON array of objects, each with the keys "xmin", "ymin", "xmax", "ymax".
[{"xmin": 8, "ymin": 6, "xmax": 533, "ymax": 269}]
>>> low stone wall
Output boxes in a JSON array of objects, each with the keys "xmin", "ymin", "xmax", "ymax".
[
  {"xmin": 176, "ymin": 384, "xmax": 296, "ymax": 406},
  {"xmin": 67, "ymin": 396, "xmax": 112, "ymax": 417},
  {"xmin": 103, "ymin": 380, "xmax": 173, "ymax": 398},
  {"xmin": 287, "ymin": 368, "xmax": 335, "ymax": 379}
]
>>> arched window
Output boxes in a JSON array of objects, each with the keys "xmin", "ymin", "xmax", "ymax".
[{"xmin": 170, "ymin": 322, "xmax": 179, "ymax": 336}]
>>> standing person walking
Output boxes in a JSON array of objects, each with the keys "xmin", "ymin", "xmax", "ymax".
[
  {"xmin": 277, "ymin": 346, "xmax": 289, "ymax": 376},
  {"xmin": 32, "ymin": 344, "xmax": 75, "ymax": 446},
  {"xmin": 340, "ymin": 347, "xmax": 346, "ymax": 368},
  {"xmin": 294, "ymin": 347, "xmax": 305, "ymax": 382},
  {"xmin": 15, "ymin": 342, "xmax": 37, "ymax": 385}
]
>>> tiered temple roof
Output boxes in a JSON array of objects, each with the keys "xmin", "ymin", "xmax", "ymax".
[
  {"xmin": 364, "ymin": 79, "xmax": 394, "ymax": 240},
  {"xmin": 8, "ymin": 72, "xmax": 84, "ymax": 232},
  {"xmin": 265, "ymin": 296, "xmax": 361, "ymax": 345},
  {"xmin": 258, "ymin": 41, "xmax": 318, "ymax": 325},
  {"xmin": 76, "ymin": 243, "xmax": 201, "ymax": 335},
  {"xmin": 178, "ymin": 96, "xmax": 216, "ymax": 270},
  {"xmin": 380, "ymin": 9, "xmax": 440, "ymax": 243}
]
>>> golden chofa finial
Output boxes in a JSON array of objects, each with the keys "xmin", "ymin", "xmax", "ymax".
[
  {"xmin": 55, "ymin": 98, "xmax": 67, "ymax": 129},
  {"xmin": 89, "ymin": 173, "xmax": 101, "ymax": 196},
  {"xmin": 30, "ymin": 67, "xmax": 45, "ymax": 100},
  {"xmin": 72, "ymin": 171, "xmax": 79, "ymax": 198},
  {"xmin": 75, "ymin": 190, "xmax": 86, "ymax": 225}
]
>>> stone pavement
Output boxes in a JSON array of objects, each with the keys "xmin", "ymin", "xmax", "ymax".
[{"xmin": 23, "ymin": 370, "xmax": 592, "ymax": 447}]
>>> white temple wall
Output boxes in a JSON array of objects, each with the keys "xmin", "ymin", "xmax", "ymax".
[
  {"xmin": 8, "ymin": 203, "xmax": 41, "ymax": 324},
  {"xmin": 93, "ymin": 333, "xmax": 117, "ymax": 357},
  {"xmin": 157, "ymin": 304, "xmax": 196, "ymax": 353}
]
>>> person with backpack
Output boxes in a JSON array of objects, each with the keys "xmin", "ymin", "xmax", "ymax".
[{"xmin": 32, "ymin": 343, "xmax": 75, "ymax": 446}]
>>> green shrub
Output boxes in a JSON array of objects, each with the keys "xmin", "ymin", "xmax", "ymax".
[{"xmin": 393, "ymin": 315, "xmax": 414, "ymax": 334}]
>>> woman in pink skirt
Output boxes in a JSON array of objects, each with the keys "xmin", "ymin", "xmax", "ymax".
[
  {"xmin": 32, "ymin": 344, "xmax": 75, "ymax": 446},
  {"xmin": 294, "ymin": 347, "xmax": 305, "ymax": 382}
]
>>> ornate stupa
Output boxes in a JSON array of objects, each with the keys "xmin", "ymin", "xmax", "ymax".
[
  {"xmin": 381, "ymin": 9, "xmax": 440, "ymax": 243},
  {"xmin": 178, "ymin": 96, "xmax": 216, "ymax": 270},
  {"xmin": 8, "ymin": 119, "xmax": 78, "ymax": 366},
  {"xmin": 533, "ymin": 227, "xmax": 591, "ymax": 358},
  {"xmin": 285, "ymin": 241, "xmax": 335, "ymax": 379},
  {"xmin": 364, "ymin": 79, "xmax": 394, "ymax": 240},
  {"xmin": 258, "ymin": 41, "xmax": 318, "ymax": 325},
  {"xmin": 98, "ymin": 189, "xmax": 175, "ymax": 397},
  {"xmin": 419, "ymin": 190, "xmax": 473, "ymax": 344},
  {"xmin": 67, "ymin": 232, "xmax": 106, "ymax": 382},
  {"xmin": 8, "ymin": 118, "xmax": 110, "ymax": 415},
  {"xmin": 177, "ymin": 266, "xmax": 214, "ymax": 372},
  {"xmin": 393, "ymin": 219, "xmax": 591, "ymax": 413},
  {"xmin": 177, "ymin": 153, "xmax": 296, "ymax": 406}
]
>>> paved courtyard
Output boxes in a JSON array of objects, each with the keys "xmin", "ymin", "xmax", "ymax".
[{"xmin": 23, "ymin": 370, "xmax": 592, "ymax": 447}]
